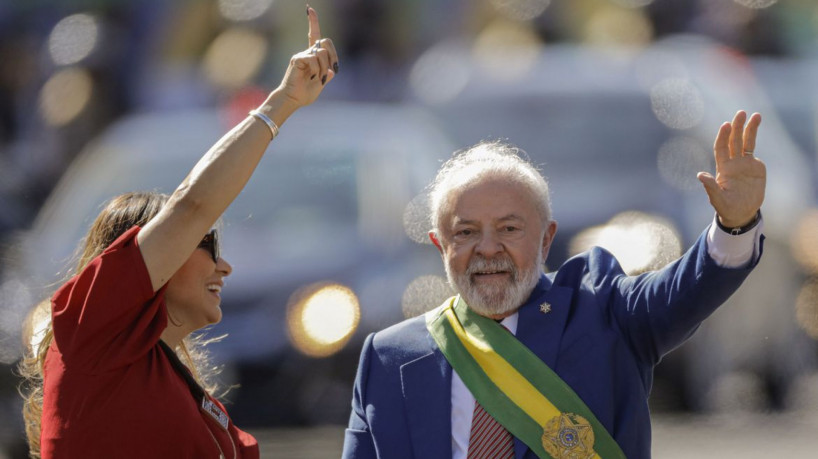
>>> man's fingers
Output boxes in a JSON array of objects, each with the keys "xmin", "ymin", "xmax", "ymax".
[
  {"xmin": 743, "ymin": 112, "xmax": 762, "ymax": 156},
  {"xmin": 697, "ymin": 171, "xmax": 716, "ymax": 189},
  {"xmin": 729, "ymin": 110, "xmax": 746, "ymax": 159},
  {"xmin": 697, "ymin": 172, "xmax": 721, "ymax": 205},
  {"xmin": 307, "ymin": 6, "xmax": 322, "ymax": 47},
  {"xmin": 713, "ymin": 122, "xmax": 731, "ymax": 165}
]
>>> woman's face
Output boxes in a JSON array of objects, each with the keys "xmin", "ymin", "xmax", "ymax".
[{"xmin": 164, "ymin": 240, "xmax": 232, "ymax": 333}]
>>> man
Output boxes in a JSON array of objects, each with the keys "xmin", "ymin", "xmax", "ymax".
[{"xmin": 342, "ymin": 111, "xmax": 765, "ymax": 458}]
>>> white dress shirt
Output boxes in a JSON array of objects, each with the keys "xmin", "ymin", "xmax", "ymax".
[{"xmin": 450, "ymin": 215, "xmax": 763, "ymax": 458}]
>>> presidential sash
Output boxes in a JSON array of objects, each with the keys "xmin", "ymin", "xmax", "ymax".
[{"xmin": 425, "ymin": 296, "xmax": 626, "ymax": 459}]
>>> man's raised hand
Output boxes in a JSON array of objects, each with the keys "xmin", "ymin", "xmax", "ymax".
[{"xmin": 697, "ymin": 110, "xmax": 765, "ymax": 228}]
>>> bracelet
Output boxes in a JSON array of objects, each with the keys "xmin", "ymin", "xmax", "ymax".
[
  {"xmin": 248, "ymin": 109, "xmax": 279, "ymax": 140},
  {"xmin": 716, "ymin": 210, "xmax": 761, "ymax": 235}
]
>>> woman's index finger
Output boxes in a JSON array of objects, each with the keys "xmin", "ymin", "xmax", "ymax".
[{"xmin": 307, "ymin": 6, "xmax": 321, "ymax": 46}]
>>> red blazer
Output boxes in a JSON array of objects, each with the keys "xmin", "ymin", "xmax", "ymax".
[{"xmin": 42, "ymin": 226, "xmax": 258, "ymax": 458}]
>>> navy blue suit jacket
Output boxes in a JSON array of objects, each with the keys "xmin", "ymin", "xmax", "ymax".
[{"xmin": 342, "ymin": 228, "xmax": 760, "ymax": 458}]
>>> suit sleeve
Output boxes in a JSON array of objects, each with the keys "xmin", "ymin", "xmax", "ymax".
[
  {"xmin": 342, "ymin": 333, "xmax": 378, "ymax": 459},
  {"xmin": 605, "ymin": 225, "xmax": 763, "ymax": 365}
]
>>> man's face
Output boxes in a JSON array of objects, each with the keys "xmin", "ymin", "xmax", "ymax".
[{"xmin": 430, "ymin": 178, "xmax": 557, "ymax": 319}]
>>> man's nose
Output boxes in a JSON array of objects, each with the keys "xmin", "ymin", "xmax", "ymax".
[{"xmin": 474, "ymin": 230, "xmax": 503, "ymax": 257}]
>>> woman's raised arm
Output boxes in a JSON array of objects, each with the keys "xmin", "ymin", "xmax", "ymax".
[{"xmin": 137, "ymin": 6, "xmax": 337, "ymax": 291}]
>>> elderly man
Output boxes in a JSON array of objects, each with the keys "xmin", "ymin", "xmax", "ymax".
[{"xmin": 342, "ymin": 111, "xmax": 765, "ymax": 458}]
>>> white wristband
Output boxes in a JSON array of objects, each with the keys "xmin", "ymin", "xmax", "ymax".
[{"xmin": 248, "ymin": 109, "xmax": 279, "ymax": 140}]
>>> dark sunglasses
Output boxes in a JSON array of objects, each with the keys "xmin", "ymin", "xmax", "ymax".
[{"xmin": 197, "ymin": 230, "xmax": 220, "ymax": 263}]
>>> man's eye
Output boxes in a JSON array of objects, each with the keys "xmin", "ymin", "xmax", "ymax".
[
  {"xmin": 503, "ymin": 226, "xmax": 518, "ymax": 232},
  {"xmin": 456, "ymin": 229, "xmax": 472, "ymax": 237}
]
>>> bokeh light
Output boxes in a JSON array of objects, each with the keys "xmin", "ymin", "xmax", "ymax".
[
  {"xmin": 569, "ymin": 211, "xmax": 682, "ymax": 275},
  {"xmin": 584, "ymin": 6, "xmax": 653, "ymax": 47},
  {"xmin": 403, "ymin": 192, "xmax": 433, "ymax": 244},
  {"xmin": 39, "ymin": 67, "xmax": 94, "ymax": 126},
  {"xmin": 796, "ymin": 279, "xmax": 818, "ymax": 340},
  {"xmin": 287, "ymin": 283, "xmax": 360, "ymax": 358},
  {"xmin": 791, "ymin": 209, "xmax": 818, "ymax": 274},
  {"xmin": 218, "ymin": 0, "xmax": 274, "ymax": 21},
  {"xmin": 203, "ymin": 27, "xmax": 267, "ymax": 89},
  {"xmin": 401, "ymin": 275, "xmax": 453, "ymax": 319},
  {"xmin": 489, "ymin": 0, "xmax": 551, "ymax": 21},
  {"xmin": 657, "ymin": 136, "xmax": 712, "ymax": 191},
  {"xmin": 650, "ymin": 78, "xmax": 705, "ymax": 130},
  {"xmin": 473, "ymin": 19, "xmax": 541, "ymax": 82},
  {"xmin": 410, "ymin": 41, "xmax": 471, "ymax": 104},
  {"xmin": 48, "ymin": 13, "xmax": 99, "ymax": 66},
  {"xmin": 733, "ymin": 0, "xmax": 778, "ymax": 9}
]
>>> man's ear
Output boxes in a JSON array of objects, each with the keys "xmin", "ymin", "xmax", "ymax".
[
  {"xmin": 541, "ymin": 220, "xmax": 558, "ymax": 262},
  {"xmin": 429, "ymin": 231, "xmax": 444, "ymax": 254}
]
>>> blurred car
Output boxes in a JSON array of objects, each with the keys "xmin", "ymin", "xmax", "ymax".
[{"xmin": 4, "ymin": 100, "xmax": 456, "ymax": 425}]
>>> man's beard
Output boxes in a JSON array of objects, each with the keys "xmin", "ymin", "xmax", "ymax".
[{"xmin": 445, "ymin": 252, "xmax": 542, "ymax": 317}]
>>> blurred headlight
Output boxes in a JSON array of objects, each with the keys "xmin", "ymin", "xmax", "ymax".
[{"xmin": 287, "ymin": 282, "xmax": 360, "ymax": 358}]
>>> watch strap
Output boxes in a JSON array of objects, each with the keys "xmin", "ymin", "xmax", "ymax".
[{"xmin": 716, "ymin": 210, "xmax": 761, "ymax": 236}]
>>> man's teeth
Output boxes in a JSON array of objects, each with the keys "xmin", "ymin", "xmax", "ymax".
[{"xmin": 207, "ymin": 284, "xmax": 222, "ymax": 292}]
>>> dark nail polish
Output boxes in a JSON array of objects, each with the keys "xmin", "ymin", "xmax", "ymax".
[
  {"xmin": 306, "ymin": 5, "xmax": 310, "ymax": 15},
  {"xmin": 321, "ymin": 74, "xmax": 327, "ymax": 85},
  {"xmin": 333, "ymin": 62, "xmax": 339, "ymax": 74}
]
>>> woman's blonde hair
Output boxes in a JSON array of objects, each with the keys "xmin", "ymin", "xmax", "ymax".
[{"xmin": 18, "ymin": 191, "xmax": 222, "ymax": 458}]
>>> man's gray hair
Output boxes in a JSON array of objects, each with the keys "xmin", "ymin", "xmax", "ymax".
[{"xmin": 428, "ymin": 140, "xmax": 553, "ymax": 232}]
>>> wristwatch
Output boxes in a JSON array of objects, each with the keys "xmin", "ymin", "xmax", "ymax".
[{"xmin": 716, "ymin": 210, "xmax": 761, "ymax": 236}]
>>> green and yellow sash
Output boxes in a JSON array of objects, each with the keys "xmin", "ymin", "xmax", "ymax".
[{"xmin": 425, "ymin": 296, "xmax": 626, "ymax": 459}]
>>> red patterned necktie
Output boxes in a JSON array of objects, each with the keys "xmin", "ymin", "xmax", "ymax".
[{"xmin": 467, "ymin": 399, "xmax": 515, "ymax": 458}]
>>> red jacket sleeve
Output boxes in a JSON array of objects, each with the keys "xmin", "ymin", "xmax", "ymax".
[{"xmin": 51, "ymin": 226, "xmax": 167, "ymax": 372}]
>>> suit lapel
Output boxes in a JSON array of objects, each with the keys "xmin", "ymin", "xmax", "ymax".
[
  {"xmin": 400, "ymin": 333, "xmax": 452, "ymax": 458},
  {"xmin": 516, "ymin": 277, "xmax": 574, "ymax": 371}
]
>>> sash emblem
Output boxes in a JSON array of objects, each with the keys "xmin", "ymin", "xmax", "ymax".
[{"xmin": 542, "ymin": 413, "xmax": 595, "ymax": 458}]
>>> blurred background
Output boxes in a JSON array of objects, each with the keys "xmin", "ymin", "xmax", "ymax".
[{"xmin": 1, "ymin": 0, "xmax": 818, "ymax": 457}]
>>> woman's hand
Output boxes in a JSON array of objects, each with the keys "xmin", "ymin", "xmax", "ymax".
[
  {"xmin": 138, "ymin": 7, "xmax": 339, "ymax": 292},
  {"xmin": 277, "ymin": 6, "xmax": 339, "ymax": 109}
]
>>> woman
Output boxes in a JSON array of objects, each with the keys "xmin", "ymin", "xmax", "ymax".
[{"xmin": 18, "ymin": 7, "xmax": 338, "ymax": 458}]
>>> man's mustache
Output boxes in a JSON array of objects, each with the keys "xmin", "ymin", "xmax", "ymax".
[{"xmin": 466, "ymin": 256, "xmax": 517, "ymax": 280}]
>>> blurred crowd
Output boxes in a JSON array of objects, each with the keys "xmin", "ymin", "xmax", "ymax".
[{"xmin": 2, "ymin": 0, "xmax": 818, "ymax": 457}]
